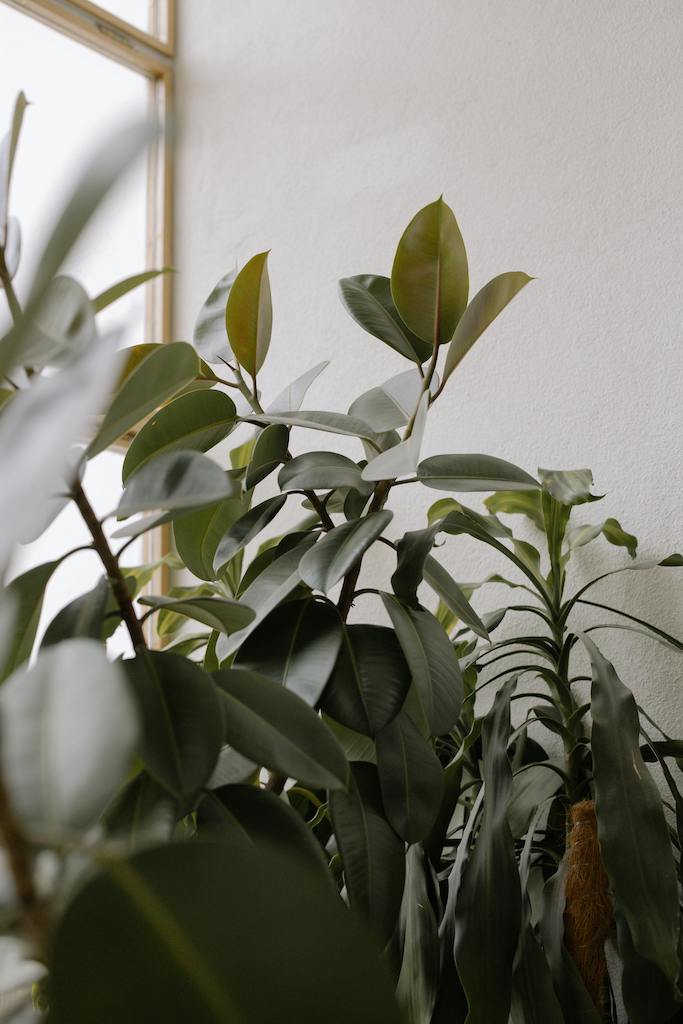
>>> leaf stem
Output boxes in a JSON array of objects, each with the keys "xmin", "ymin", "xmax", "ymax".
[{"xmin": 0, "ymin": 244, "xmax": 22, "ymax": 324}]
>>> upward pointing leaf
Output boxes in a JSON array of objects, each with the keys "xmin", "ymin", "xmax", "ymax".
[
  {"xmin": 391, "ymin": 197, "xmax": 468, "ymax": 346},
  {"xmin": 299, "ymin": 510, "xmax": 393, "ymax": 592},
  {"xmin": 193, "ymin": 269, "xmax": 236, "ymax": 364},
  {"xmin": 442, "ymin": 272, "xmax": 533, "ymax": 385},
  {"xmin": 213, "ymin": 494, "xmax": 287, "ymax": 576},
  {"xmin": 226, "ymin": 252, "xmax": 272, "ymax": 375},
  {"xmin": 267, "ymin": 360, "xmax": 329, "ymax": 412},
  {"xmin": 0, "ymin": 91, "xmax": 28, "ymax": 241},
  {"xmin": 338, "ymin": 274, "xmax": 432, "ymax": 363},
  {"xmin": 0, "ymin": 560, "xmax": 59, "ymax": 681},
  {"xmin": 362, "ymin": 392, "xmax": 429, "ymax": 481},
  {"xmin": 93, "ymin": 267, "xmax": 173, "ymax": 314}
]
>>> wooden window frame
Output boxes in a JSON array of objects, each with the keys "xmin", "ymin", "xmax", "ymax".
[{"xmin": 2, "ymin": 0, "xmax": 175, "ymax": 602}]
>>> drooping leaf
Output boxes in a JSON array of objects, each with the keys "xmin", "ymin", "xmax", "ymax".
[
  {"xmin": 583, "ymin": 635, "xmax": 680, "ymax": 986},
  {"xmin": 453, "ymin": 678, "xmax": 521, "ymax": 1024},
  {"xmin": 225, "ymin": 252, "xmax": 272, "ymax": 376},
  {"xmin": 538, "ymin": 467, "xmax": 602, "ymax": 505},
  {"xmin": 93, "ymin": 267, "xmax": 173, "ymax": 313},
  {"xmin": 118, "ymin": 451, "xmax": 237, "ymax": 515},
  {"xmin": 0, "ymin": 640, "xmax": 138, "ymax": 830},
  {"xmin": 321, "ymin": 623, "xmax": 411, "ymax": 736},
  {"xmin": 279, "ymin": 451, "xmax": 365, "ymax": 492},
  {"xmin": 601, "ymin": 517, "xmax": 638, "ymax": 558},
  {"xmin": 173, "ymin": 498, "xmax": 244, "ymax": 581},
  {"xmin": 376, "ymin": 711, "xmax": 443, "ymax": 842},
  {"xmin": 299, "ymin": 510, "xmax": 393, "ymax": 592},
  {"xmin": 50, "ymin": 842, "xmax": 404, "ymax": 1024},
  {"xmin": 329, "ymin": 762, "xmax": 406, "ymax": 946},
  {"xmin": 391, "ymin": 524, "xmax": 440, "ymax": 603},
  {"xmin": 193, "ymin": 269, "xmax": 236, "ymax": 364},
  {"xmin": 245, "ymin": 423, "xmax": 289, "ymax": 488},
  {"xmin": 89, "ymin": 342, "xmax": 199, "ymax": 457},
  {"xmin": 122, "ymin": 390, "xmax": 237, "ymax": 483},
  {"xmin": 484, "ymin": 489, "xmax": 544, "ymax": 531},
  {"xmin": 124, "ymin": 651, "xmax": 223, "ymax": 801},
  {"xmin": 338, "ymin": 274, "xmax": 432, "ymax": 362},
  {"xmin": 391, "ymin": 197, "xmax": 468, "ymax": 345},
  {"xmin": 139, "ymin": 595, "xmax": 254, "ymax": 636},
  {"xmin": 234, "ymin": 597, "xmax": 343, "ymax": 706},
  {"xmin": 396, "ymin": 845, "xmax": 440, "ymax": 1024},
  {"xmin": 381, "ymin": 595, "xmax": 463, "ymax": 735},
  {"xmin": 423, "ymin": 556, "xmax": 489, "ymax": 639},
  {"xmin": 215, "ymin": 668, "xmax": 348, "ymax": 790},
  {"xmin": 213, "ymin": 494, "xmax": 287, "ymax": 576},
  {"xmin": 266, "ymin": 360, "xmax": 329, "ymax": 412},
  {"xmin": 362, "ymin": 392, "xmax": 428, "ymax": 481},
  {"xmin": 41, "ymin": 576, "xmax": 113, "ymax": 647},
  {"xmin": 442, "ymin": 272, "xmax": 533, "ymax": 385},
  {"xmin": 417, "ymin": 453, "xmax": 538, "ymax": 492},
  {"xmin": 246, "ymin": 409, "xmax": 377, "ymax": 442},
  {"xmin": 0, "ymin": 560, "xmax": 59, "ymax": 681}
]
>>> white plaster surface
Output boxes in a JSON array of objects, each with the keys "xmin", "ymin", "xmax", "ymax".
[{"xmin": 175, "ymin": 1, "xmax": 682, "ymax": 737}]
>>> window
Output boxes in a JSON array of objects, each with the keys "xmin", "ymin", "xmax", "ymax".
[{"xmin": 1, "ymin": 0, "xmax": 174, "ymax": 651}]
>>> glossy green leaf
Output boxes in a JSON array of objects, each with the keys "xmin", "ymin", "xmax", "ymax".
[
  {"xmin": 453, "ymin": 678, "xmax": 521, "ymax": 1024},
  {"xmin": 538, "ymin": 467, "xmax": 601, "ymax": 505},
  {"xmin": 50, "ymin": 842, "xmax": 404, "ymax": 1024},
  {"xmin": 245, "ymin": 423, "xmax": 289, "ymax": 489},
  {"xmin": 417, "ymin": 453, "xmax": 538, "ymax": 492},
  {"xmin": 103, "ymin": 770, "xmax": 177, "ymax": 853},
  {"xmin": 124, "ymin": 651, "xmax": 223, "ymax": 800},
  {"xmin": 338, "ymin": 274, "xmax": 432, "ymax": 362},
  {"xmin": 396, "ymin": 845, "xmax": 440, "ymax": 1024},
  {"xmin": 442, "ymin": 272, "xmax": 533, "ymax": 384},
  {"xmin": 279, "ymin": 451, "xmax": 364, "ymax": 492},
  {"xmin": 93, "ymin": 267, "xmax": 173, "ymax": 313},
  {"xmin": 321, "ymin": 623, "xmax": 411, "ymax": 736},
  {"xmin": 225, "ymin": 251, "xmax": 272, "ymax": 375},
  {"xmin": 41, "ymin": 576, "xmax": 112, "ymax": 647},
  {"xmin": 0, "ymin": 560, "xmax": 59, "ymax": 681},
  {"xmin": 484, "ymin": 489, "xmax": 544, "ymax": 531},
  {"xmin": 391, "ymin": 197, "xmax": 468, "ymax": 345},
  {"xmin": 362, "ymin": 392, "xmax": 428, "ymax": 481},
  {"xmin": 213, "ymin": 494, "xmax": 287, "ymax": 576},
  {"xmin": 234, "ymin": 597, "xmax": 342, "ymax": 706},
  {"xmin": 349, "ymin": 368, "xmax": 428, "ymax": 433},
  {"xmin": 0, "ymin": 640, "xmax": 138, "ymax": 830},
  {"xmin": 299, "ymin": 510, "xmax": 393, "ymax": 592},
  {"xmin": 391, "ymin": 524, "xmax": 439, "ymax": 603},
  {"xmin": 118, "ymin": 451, "xmax": 237, "ymax": 515},
  {"xmin": 123, "ymin": 390, "xmax": 237, "ymax": 483},
  {"xmin": 173, "ymin": 498, "xmax": 244, "ymax": 581},
  {"xmin": 423, "ymin": 556, "xmax": 489, "ymax": 639},
  {"xmin": 216, "ymin": 668, "xmax": 348, "ymax": 789},
  {"xmin": 90, "ymin": 342, "xmax": 199, "ymax": 457},
  {"xmin": 266, "ymin": 360, "xmax": 329, "ymax": 412},
  {"xmin": 139, "ymin": 595, "xmax": 254, "ymax": 635},
  {"xmin": 376, "ymin": 711, "xmax": 443, "ymax": 842},
  {"xmin": 193, "ymin": 269, "xmax": 236, "ymax": 364},
  {"xmin": 329, "ymin": 762, "xmax": 406, "ymax": 945},
  {"xmin": 247, "ymin": 409, "xmax": 377, "ymax": 442},
  {"xmin": 583, "ymin": 635, "xmax": 680, "ymax": 985},
  {"xmin": 381, "ymin": 595, "xmax": 463, "ymax": 735}
]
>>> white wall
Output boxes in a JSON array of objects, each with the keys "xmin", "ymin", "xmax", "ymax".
[{"xmin": 176, "ymin": 1, "xmax": 683, "ymax": 732}]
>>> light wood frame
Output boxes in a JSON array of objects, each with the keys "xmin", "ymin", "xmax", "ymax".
[{"xmin": 2, "ymin": 0, "xmax": 175, "ymax": 601}]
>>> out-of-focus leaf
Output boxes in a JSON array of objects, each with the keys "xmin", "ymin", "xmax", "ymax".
[
  {"xmin": 484, "ymin": 489, "xmax": 544, "ymax": 530},
  {"xmin": 396, "ymin": 845, "xmax": 440, "ymax": 1024},
  {"xmin": 0, "ymin": 91, "xmax": 28, "ymax": 240},
  {"xmin": 215, "ymin": 668, "xmax": 348, "ymax": 790},
  {"xmin": 90, "ymin": 342, "xmax": 199, "ymax": 457},
  {"xmin": 247, "ymin": 409, "xmax": 377, "ymax": 442},
  {"xmin": 123, "ymin": 389, "xmax": 236, "ymax": 483},
  {"xmin": 299, "ymin": 510, "xmax": 393, "ymax": 592},
  {"xmin": 0, "ymin": 640, "xmax": 138, "ymax": 830},
  {"xmin": 583, "ymin": 635, "xmax": 680, "ymax": 985},
  {"xmin": 391, "ymin": 197, "xmax": 468, "ymax": 345},
  {"xmin": 15, "ymin": 276, "xmax": 96, "ymax": 370},
  {"xmin": 510, "ymin": 923, "xmax": 565, "ymax": 1024},
  {"xmin": 234, "ymin": 597, "xmax": 342, "ymax": 706},
  {"xmin": 616, "ymin": 911, "xmax": 683, "ymax": 1024},
  {"xmin": 50, "ymin": 842, "xmax": 404, "ymax": 1024},
  {"xmin": 93, "ymin": 267, "xmax": 173, "ymax": 313},
  {"xmin": 381, "ymin": 595, "xmax": 463, "ymax": 735},
  {"xmin": 453, "ymin": 678, "xmax": 521, "ymax": 1024},
  {"xmin": 266, "ymin": 360, "xmax": 329, "ymax": 412},
  {"xmin": 213, "ymin": 494, "xmax": 287, "ymax": 576},
  {"xmin": 103, "ymin": 771, "xmax": 177, "ymax": 853},
  {"xmin": 338, "ymin": 274, "xmax": 432, "ymax": 362},
  {"xmin": 538, "ymin": 467, "xmax": 602, "ymax": 505},
  {"xmin": 321, "ymin": 623, "xmax": 411, "ymax": 736},
  {"xmin": 417, "ymin": 453, "xmax": 538, "ymax": 492},
  {"xmin": 279, "ymin": 451, "xmax": 364, "ymax": 492},
  {"xmin": 225, "ymin": 252, "xmax": 272, "ymax": 375},
  {"xmin": 124, "ymin": 651, "xmax": 223, "ymax": 801},
  {"xmin": 329, "ymin": 762, "xmax": 406, "ymax": 946},
  {"xmin": 193, "ymin": 269, "xmax": 236, "ymax": 364},
  {"xmin": 442, "ymin": 272, "xmax": 532, "ymax": 384},
  {"xmin": 0, "ymin": 560, "xmax": 58, "ymax": 681},
  {"xmin": 3, "ymin": 215, "xmax": 20, "ymax": 278},
  {"xmin": 118, "ymin": 451, "xmax": 237, "ymax": 515},
  {"xmin": 423, "ymin": 556, "xmax": 489, "ymax": 639},
  {"xmin": 139, "ymin": 595, "xmax": 254, "ymax": 636},
  {"xmin": 362, "ymin": 392, "xmax": 428, "ymax": 481},
  {"xmin": 376, "ymin": 711, "xmax": 443, "ymax": 842},
  {"xmin": 173, "ymin": 498, "xmax": 244, "ymax": 582},
  {"xmin": 245, "ymin": 423, "xmax": 289, "ymax": 488}
]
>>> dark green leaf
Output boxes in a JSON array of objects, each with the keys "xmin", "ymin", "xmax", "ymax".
[
  {"xmin": 417, "ymin": 453, "xmax": 538, "ymax": 492},
  {"xmin": 173, "ymin": 498, "xmax": 244, "ymax": 581},
  {"xmin": 0, "ymin": 560, "xmax": 58, "ymax": 681},
  {"xmin": 321, "ymin": 624, "xmax": 411, "ymax": 736},
  {"xmin": 42, "ymin": 576, "xmax": 112, "ymax": 647},
  {"xmin": 245, "ymin": 423, "xmax": 289, "ymax": 488},
  {"xmin": 118, "ymin": 451, "xmax": 237, "ymax": 515},
  {"xmin": 193, "ymin": 270, "xmax": 236, "ymax": 364},
  {"xmin": 396, "ymin": 845, "xmax": 440, "ymax": 1024},
  {"xmin": 423, "ymin": 556, "xmax": 489, "ymax": 639},
  {"xmin": 93, "ymin": 267, "xmax": 173, "ymax": 313},
  {"xmin": 338, "ymin": 274, "xmax": 431, "ymax": 362},
  {"xmin": 213, "ymin": 494, "xmax": 287, "ymax": 576},
  {"xmin": 234, "ymin": 597, "xmax": 342, "ymax": 706},
  {"xmin": 299, "ymin": 510, "xmax": 393, "ymax": 592},
  {"xmin": 123, "ymin": 389, "xmax": 237, "ymax": 483},
  {"xmin": 50, "ymin": 842, "xmax": 404, "ymax": 1024},
  {"xmin": 247, "ymin": 409, "xmax": 377, "ymax": 442},
  {"xmin": 139, "ymin": 595, "xmax": 254, "ymax": 635},
  {"xmin": 376, "ymin": 711, "xmax": 443, "ymax": 842},
  {"xmin": 124, "ymin": 651, "xmax": 223, "ymax": 800},
  {"xmin": 225, "ymin": 251, "xmax": 272, "ymax": 375},
  {"xmin": 510, "ymin": 924, "xmax": 565, "ymax": 1024},
  {"xmin": 215, "ymin": 668, "xmax": 348, "ymax": 789},
  {"xmin": 278, "ymin": 451, "xmax": 364, "ymax": 492},
  {"xmin": 391, "ymin": 524, "xmax": 439, "ymax": 603},
  {"xmin": 391, "ymin": 197, "xmax": 468, "ymax": 345},
  {"xmin": 103, "ymin": 771, "xmax": 177, "ymax": 853}
]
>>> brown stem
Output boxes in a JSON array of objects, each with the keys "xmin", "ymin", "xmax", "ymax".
[{"xmin": 71, "ymin": 482, "xmax": 147, "ymax": 651}]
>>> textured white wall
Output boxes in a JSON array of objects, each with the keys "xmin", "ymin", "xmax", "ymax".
[{"xmin": 176, "ymin": 1, "xmax": 682, "ymax": 732}]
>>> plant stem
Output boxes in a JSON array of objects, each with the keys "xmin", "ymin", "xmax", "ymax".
[{"xmin": 0, "ymin": 245, "xmax": 22, "ymax": 324}]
